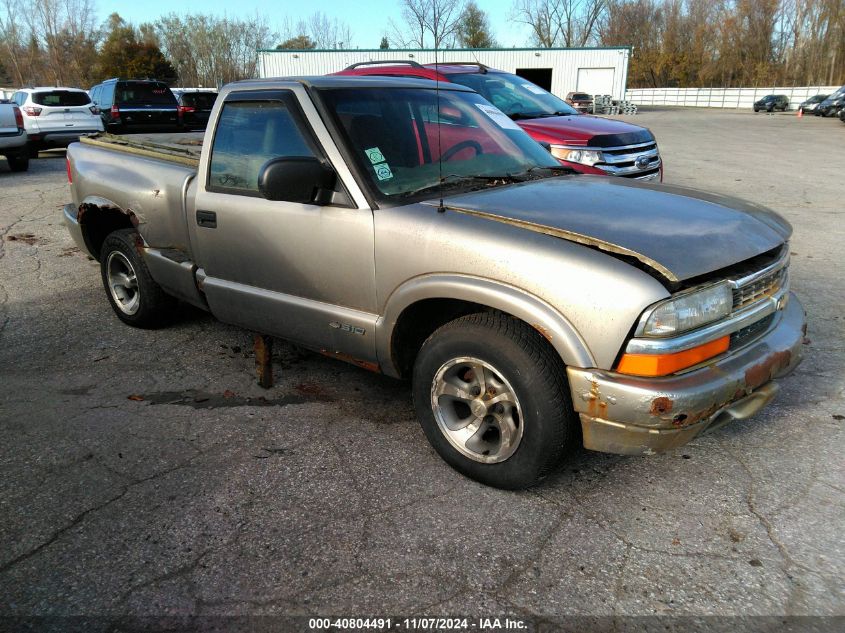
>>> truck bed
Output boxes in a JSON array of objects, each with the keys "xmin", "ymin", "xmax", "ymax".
[{"xmin": 80, "ymin": 132, "xmax": 204, "ymax": 167}]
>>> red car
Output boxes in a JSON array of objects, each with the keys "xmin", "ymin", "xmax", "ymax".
[{"xmin": 335, "ymin": 61, "xmax": 662, "ymax": 181}]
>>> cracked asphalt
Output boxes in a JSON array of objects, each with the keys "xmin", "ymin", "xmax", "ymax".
[{"xmin": 0, "ymin": 109, "xmax": 843, "ymax": 629}]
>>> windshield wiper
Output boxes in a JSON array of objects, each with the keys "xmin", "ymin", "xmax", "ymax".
[
  {"xmin": 513, "ymin": 165, "xmax": 577, "ymax": 179},
  {"xmin": 400, "ymin": 174, "xmax": 522, "ymax": 198},
  {"xmin": 509, "ymin": 111, "xmax": 575, "ymax": 120}
]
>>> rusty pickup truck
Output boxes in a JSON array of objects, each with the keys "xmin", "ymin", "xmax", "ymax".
[{"xmin": 64, "ymin": 76, "xmax": 805, "ymax": 489}]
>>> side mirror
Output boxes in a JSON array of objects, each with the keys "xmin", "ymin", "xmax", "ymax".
[{"xmin": 258, "ymin": 156, "xmax": 337, "ymax": 204}]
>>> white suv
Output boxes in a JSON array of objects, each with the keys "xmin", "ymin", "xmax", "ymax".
[{"xmin": 11, "ymin": 87, "xmax": 104, "ymax": 155}]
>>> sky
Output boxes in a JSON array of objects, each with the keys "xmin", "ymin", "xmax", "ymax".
[{"xmin": 97, "ymin": 0, "xmax": 534, "ymax": 50}]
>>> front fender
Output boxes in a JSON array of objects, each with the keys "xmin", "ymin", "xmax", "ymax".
[{"xmin": 376, "ymin": 274, "xmax": 595, "ymax": 378}]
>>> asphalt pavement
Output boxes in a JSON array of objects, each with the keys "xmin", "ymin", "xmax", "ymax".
[{"xmin": 0, "ymin": 108, "xmax": 843, "ymax": 631}]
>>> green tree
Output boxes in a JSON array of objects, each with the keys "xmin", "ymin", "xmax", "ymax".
[
  {"xmin": 277, "ymin": 35, "xmax": 316, "ymax": 50},
  {"xmin": 457, "ymin": 1, "xmax": 496, "ymax": 48},
  {"xmin": 98, "ymin": 13, "xmax": 176, "ymax": 83},
  {"xmin": 380, "ymin": 35, "xmax": 389, "ymax": 49}
]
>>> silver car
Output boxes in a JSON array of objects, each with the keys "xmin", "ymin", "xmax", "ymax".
[
  {"xmin": 0, "ymin": 102, "xmax": 29, "ymax": 171},
  {"xmin": 63, "ymin": 77, "xmax": 805, "ymax": 488}
]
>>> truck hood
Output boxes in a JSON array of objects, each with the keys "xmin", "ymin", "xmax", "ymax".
[
  {"xmin": 432, "ymin": 177, "xmax": 791, "ymax": 283},
  {"xmin": 516, "ymin": 115, "xmax": 654, "ymax": 146}
]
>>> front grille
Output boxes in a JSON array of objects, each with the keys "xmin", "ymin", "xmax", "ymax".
[
  {"xmin": 730, "ymin": 313, "xmax": 775, "ymax": 349},
  {"xmin": 732, "ymin": 267, "xmax": 787, "ymax": 310},
  {"xmin": 595, "ymin": 141, "xmax": 661, "ymax": 178},
  {"xmin": 601, "ymin": 141, "xmax": 658, "ymax": 156}
]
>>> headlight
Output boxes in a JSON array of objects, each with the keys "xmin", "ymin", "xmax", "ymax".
[
  {"xmin": 641, "ymin": 282, "xmax": 732, "ymax": 337},
  {"xmin": 549, "ymin": 146, "xmax": 603, "ymax": 166}
]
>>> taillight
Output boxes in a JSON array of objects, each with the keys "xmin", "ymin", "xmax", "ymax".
[
  {"xmin": 89, "ymin": 105, "xmax": 100, "ymax": 115},
  {"xmin": 66, "ymin": 157, "xmax": 72, "ymax": 184},
  {"xmin": 178, "ymin": 105, "xmax": 196, "ymax": 114},
  {"xmin": 13, "ymin": 105, "xmax": 23, "ymax": 128},
  {"xmin": 110, "ymin": 104, "xmax": 119, "ymax": 119},
  {"xmin": 22, "ymin": 106, "xmax": 42, "ymax": 117}
]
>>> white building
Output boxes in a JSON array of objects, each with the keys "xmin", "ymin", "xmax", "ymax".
[{"xmin": 258, "ymin": 47, "xmax": 631, "ymax": 100}]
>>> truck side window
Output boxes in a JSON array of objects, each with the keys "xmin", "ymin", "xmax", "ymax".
[{"xmin": 209, "ymin": 100, "xmax": 316, "ymax": 195}]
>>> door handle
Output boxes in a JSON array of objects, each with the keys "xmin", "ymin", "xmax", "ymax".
[{"xmin": 196, "ymin": 210, "xmax": 217, "ymax": 228}]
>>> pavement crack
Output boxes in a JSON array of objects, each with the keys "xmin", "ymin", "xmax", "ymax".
[{"xmin": 0, "ymin": 446, "xmax": 220, "ymax": 575}]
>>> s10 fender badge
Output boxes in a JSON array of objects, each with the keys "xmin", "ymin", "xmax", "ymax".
[{"xmin": 329, "ymin": 322, "xmax": 366, "ymax": 336}]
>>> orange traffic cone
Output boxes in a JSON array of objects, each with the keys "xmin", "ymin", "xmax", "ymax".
[{"xmin": 797, "ymin": 108, "xmax": 803, "ymax": 118}]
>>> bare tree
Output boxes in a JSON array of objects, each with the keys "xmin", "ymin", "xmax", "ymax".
[
  {"xmin": 512, "ymin": 0, "xmax": 607, "ymax": 47},
  {"xmin": 391, "ymin": 0, "xmax": 465, "ymax": 48},
  {"xmin": 1, "ymin": 0, "xmax": 99, "ymax": 86},
  {"xmin": 280, "ymin": 13, "xmax": 353, "ymax": 50},
  {"xmin": 156, "ymin": 13, "xmax": 275, "ymax": 87}
]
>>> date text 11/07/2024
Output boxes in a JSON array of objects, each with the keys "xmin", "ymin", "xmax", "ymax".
[{"xmin": 307, "ymin": 617, "xmax": 528, "ymax": 630}]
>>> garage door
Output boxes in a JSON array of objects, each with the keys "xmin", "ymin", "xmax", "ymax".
[{"xmin": 576, "ymin": 67, "xmax": 615, "ymax": 97}]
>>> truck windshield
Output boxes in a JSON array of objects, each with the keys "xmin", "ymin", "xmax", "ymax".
[
  {"xmin": 319, "ymin": 87, "xmax": 566, "ymax": 203},
  {"xmin": 444, "ymin": 72, "xmax": 580, "ymax": 119}
]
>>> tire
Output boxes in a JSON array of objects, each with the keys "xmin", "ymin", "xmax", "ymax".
[
  {"xmin": 7, "ymin": 154, "xmax": 29, "ymax": 172},
  {"xmin": 99, "ymin": 229, "xmax": 176, "ymax": 328},
  {"xmin": 753, "ymin": 107, "xmax": 758, "ymax": 112},
  {"xmin": 412, "ymin": 312, "xmax": 578, "ymax": 489},
  {"xmin": 26, "ymin": 141, "xmax": 40, "ymax": 158}
]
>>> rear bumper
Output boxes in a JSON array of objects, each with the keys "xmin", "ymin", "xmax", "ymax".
[
  {"xmin": 566, "ymin": 294, "xmax": 805, "ymax": 455},
  {"xmin": 0, "ymin": 130, "xmax": 28, "ymax": 152},
  {"xmin": 36, "ymin": 129, "xmax": 102, "ymax": 146}
]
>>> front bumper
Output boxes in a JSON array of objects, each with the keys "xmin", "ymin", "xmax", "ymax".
[{"xmin": 566, "ymin": 294, "xmax": 805, "ymax": 455}]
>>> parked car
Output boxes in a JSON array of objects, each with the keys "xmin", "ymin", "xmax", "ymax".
[
  {"xmin": 839, "ymin": 107, "xmax": 845, "ymax": 123},
  {"xmin": 565, "ymin": 91, "xmax": 593, "ymax": 113},
  {"xmin": 0, "ymin": 102, "xmax": 29, "ymax": 171},
  {"xmin": 798, "ymin": 94, "xmax": 828, "ymax": 114},
  {"xmin": 10, "ymin": 87, "xmax": 103, "ymax": 155},
  {"xmin": 64, "ymin": 76, "xmax": 804, "ymax": 489},
  {"xmin": 753, "ymin": 95, "xmax": 789, "ymax": 112},
  {"xmin": 89, "ymin": 78, "xmax": 180, "ymax": 133},
  {"xmin": 176, "ymin": 90, "xmax": 217, "ymax": 130},
  {"xmin": 335, "ymin": 61, "xmax": 662, "ymax": 181},
  {"xmin": 815, "ymin": 87, "xmax": 845, "ymax": 117}
]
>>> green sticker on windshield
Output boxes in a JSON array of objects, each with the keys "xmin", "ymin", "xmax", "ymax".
[
  {"xmin": 373, "ymin": 162, "xmax": 393, "ymax": 181},
  {"xmin": 365, "ymin": 147, "xmax": 386, "ymax": 164}
]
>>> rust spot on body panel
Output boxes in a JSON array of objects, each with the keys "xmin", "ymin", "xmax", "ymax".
[
  {"xmin": 320, "ymin": 350, "xmax": 380, "ymax": 373},
  {"xmin": 650, "ymin": 396, "xmax": 673, "ymax": 416},
  {"xmin": 586, "ymin": 380, "xmax": 608, "ymax": 418},
  {"xmin": 745, "ymin": 350, "xmax": 792, "ymax": 390},
  {"xmin": 533, "ymin": 324, "xmax": 553, "ymax": 342}
]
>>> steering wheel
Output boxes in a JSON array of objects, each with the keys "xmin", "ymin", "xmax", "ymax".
[{"xmin": 441, "ymin": 140, "xmax": 484, "ymax": 162}]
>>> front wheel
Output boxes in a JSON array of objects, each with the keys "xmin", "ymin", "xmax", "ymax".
[
  {"xmin": 412, "ymin": 312, "xmax": 578, "ymax": 489},
  {"xmin": 99, "ymin": 229, "xmax": 176, "ymax": 328}
]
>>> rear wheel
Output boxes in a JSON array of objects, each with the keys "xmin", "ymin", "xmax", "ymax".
[
  {"xmin": 99, "ymin": 229, "xmax": 176, "ymax": 328},
  {"xmin": 7, "ymin": 154, "xmax": 29, "ymax": 172},
  {"xmin": 412, "ymin": 312, "xmax": 578, "ymax": 489}
]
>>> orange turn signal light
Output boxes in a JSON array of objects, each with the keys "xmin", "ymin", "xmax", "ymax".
[{"xmin": 616, "ymin": 336, "xmax": 730, "ymax": 377}]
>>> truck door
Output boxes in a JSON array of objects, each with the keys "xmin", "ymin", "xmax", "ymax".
[{"xmin": 191, "ymin": 88, "xmax": 378, "ymax": 366}]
